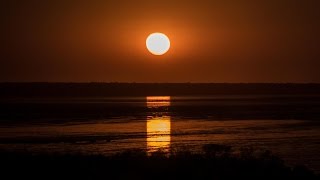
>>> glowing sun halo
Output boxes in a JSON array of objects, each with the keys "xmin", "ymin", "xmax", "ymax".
[{"xmin": 146, "ymin": 33, "xmax": 170, "ymax": 55}]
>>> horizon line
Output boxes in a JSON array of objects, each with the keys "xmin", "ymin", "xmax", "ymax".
[{"xmin": 0, "ymin": 82, "xmax": 320, "ymax": 84}]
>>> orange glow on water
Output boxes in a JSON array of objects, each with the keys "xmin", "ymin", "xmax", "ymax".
[
  {"xmin": 146, "ymin": 96, "xmax": 171, "ymax": 108},
  {"xmin": 147, "ymin": 116, "xmax": 171, "ymax": 153},
  {"xmin": 146, "ymin": 96, "xmax": 171, "ymax": 153}
]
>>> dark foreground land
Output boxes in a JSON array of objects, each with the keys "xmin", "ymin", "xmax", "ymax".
[{"xmin": 1, "ymin": 145, "xmax": 318, "ymax": 180}]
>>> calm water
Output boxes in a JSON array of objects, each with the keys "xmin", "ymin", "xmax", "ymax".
[{"xmin": 0, "ymin": 95, "xmax": 320, "ymax": 172}]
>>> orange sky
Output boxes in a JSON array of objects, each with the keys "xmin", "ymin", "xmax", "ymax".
[{"xmin": 1, "ymin": 0, "xmax": 320, "ymax": 82}]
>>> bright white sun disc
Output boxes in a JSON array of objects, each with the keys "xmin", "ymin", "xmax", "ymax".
[{"xmin": 146, "ymin": 33, "xmax": 170, "ymax": 55}]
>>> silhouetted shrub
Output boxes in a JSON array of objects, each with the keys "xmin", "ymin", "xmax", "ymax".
[{"xmin": 0, "ymin": 145, "xmax": 318, "ymax": 180}]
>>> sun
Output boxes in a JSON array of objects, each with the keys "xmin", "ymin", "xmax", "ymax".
[{"xmin": 146, "ymin": 33, "xmax": 170, "ymax": 55}]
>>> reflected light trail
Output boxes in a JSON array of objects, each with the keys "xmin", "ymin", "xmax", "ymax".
[
  {"xmin": 146, "ymin": 96, "xmax": 171, "ymax": 108},
  {"xmin": 147, "ymin": 116, "xmax": 171, "ymax": 153},
  {"xmin": 146, "ymin": 96, "xmax": 171, "ymax": 153}
]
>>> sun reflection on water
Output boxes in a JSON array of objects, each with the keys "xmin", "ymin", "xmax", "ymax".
[
  {"xmin": 147, "ymin": 116, "xmax": 171, "ymax": 153},
  {"xmin": 146, "ymin": 96, "xmax": 171, "ymax": 153},
  {"xmin": 146, "ymin": 96, "xmax": 171, "ymax": 108}
]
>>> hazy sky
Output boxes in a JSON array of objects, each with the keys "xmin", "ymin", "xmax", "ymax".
[{"xmin": 1, "ymin": 0, "xmax": 320, "ymax": 82}]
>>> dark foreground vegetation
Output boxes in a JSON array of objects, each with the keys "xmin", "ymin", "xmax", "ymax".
[{"xmin": 0, "ymin": 145, "xmax": 318, "ymax": 180}]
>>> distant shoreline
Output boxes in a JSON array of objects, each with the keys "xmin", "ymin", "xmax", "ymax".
[{"xmin": 1, "ymin": 83, "xmax": 320, "ymax": 97}]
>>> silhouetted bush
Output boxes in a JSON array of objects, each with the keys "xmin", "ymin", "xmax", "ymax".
[{"xmin": 0, "ymin": 145, "xmax": 318, "ymax": 180}]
